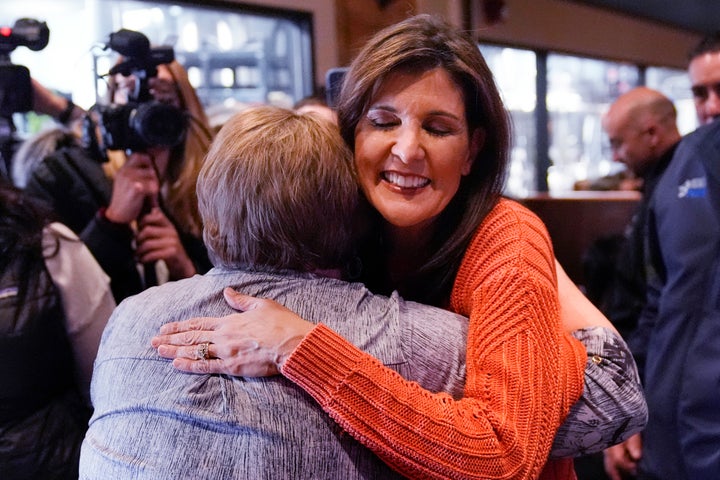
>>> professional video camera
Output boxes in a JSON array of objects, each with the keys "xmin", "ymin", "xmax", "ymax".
[
  {"xmin": 0, "ymin": 18, "xmax": 49, "ymax": 117},
  {"xmin": 0, "ymin": 18, "xmax": 49, "ymax": 176},
  {"xmin": 94, "ymin": 28, "xmax": 187, "ymax": 152}
]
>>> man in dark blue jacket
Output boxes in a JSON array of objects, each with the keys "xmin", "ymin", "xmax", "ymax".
[{"xmin": 625, "ymin": 118, "xmax": 720, "ymax": 479}]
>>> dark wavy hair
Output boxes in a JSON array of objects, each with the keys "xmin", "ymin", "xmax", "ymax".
[
  {"xmin": 336, "ymin": 14, "xmax": 511, "ymax": 303},
  {"xmin": 0, "ymin": 178, "xmax": 58, "ymax": 314}
]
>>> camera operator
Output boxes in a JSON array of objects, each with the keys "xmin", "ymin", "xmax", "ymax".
[{"xmin": 24, "ymin": 34, "xmax": 214, "ymax": 303}]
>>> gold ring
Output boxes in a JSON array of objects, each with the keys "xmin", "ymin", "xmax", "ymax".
[{"xmin": 196, "ymin": 342, "xmax": 210, "ymax": 360}]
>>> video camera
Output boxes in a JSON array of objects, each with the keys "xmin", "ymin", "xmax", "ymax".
[
  {"xmin": 94, "ymin": 29, "xmax": 187, "ymax": 152},
  {"xmin": 0, "ymin": 18, "xmax": 49, "ymax": 177},
  {"xmin": 0, "ymin": 18, "xmax": 49, "ymax": 118}
]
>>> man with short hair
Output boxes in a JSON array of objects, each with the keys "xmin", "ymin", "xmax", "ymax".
[
  {"xmin": 601, "ymin": 87, "xmax": 682, "ymax": 480},
  {"xmin": 688, "ymin": 32, "xmax": 720, "ymax": 125},
  {"xmin": 599, "ymin": 87, "xmax": 682, "ymax": 340}
]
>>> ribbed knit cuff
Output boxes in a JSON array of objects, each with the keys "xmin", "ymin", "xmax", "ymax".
[{"xmin": 281, "ymin": 323, "xmax": 367, "ymax": 407}]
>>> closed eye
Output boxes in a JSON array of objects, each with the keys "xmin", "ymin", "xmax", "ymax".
[{"xmin": 369, "ymin": 118, "xmax": 399, "ymax": 129}]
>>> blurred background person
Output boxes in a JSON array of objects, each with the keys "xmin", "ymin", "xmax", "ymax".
[
  {"xmin": 688, "ymin": 31, "xmax": 720, "ymax": 126},
  {"xmin": 11, "ymin": 125, "xmax": 81, "ymax": 189},
  {"xmin": 293, "ymin": 93, "xmax": 338, "ymax": 125},
  {"xmin": 581, "ymin": 87, "xmax": 681, "ymax": 480},
  {"xmin": 593, "ymin": 87, "xmax": 681, "ymax": 337},
  {"xmin": 0, "ymin": 177, "xmax": 115, "ymax": 480},
  {"xmin": 24, "ymin": 56, "xmax": 214, "ymax": 302}
]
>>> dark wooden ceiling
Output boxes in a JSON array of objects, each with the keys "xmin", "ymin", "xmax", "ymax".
[{"xmin": 569, "ymin": 0, "xmax": 719, "ymax": 35}]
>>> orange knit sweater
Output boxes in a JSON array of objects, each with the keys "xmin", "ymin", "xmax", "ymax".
[{"xmin": 282, "ymin": 199, "xmax": 586, "ymax": 479}]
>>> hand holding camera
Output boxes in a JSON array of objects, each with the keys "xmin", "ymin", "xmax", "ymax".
[
  {"xmin": 136, "ymin": 206, "xmax": 196, "ymax": 280},
  {"xmin": 104, "ymin": 152, "xmax": 160, "ymax": 224}
]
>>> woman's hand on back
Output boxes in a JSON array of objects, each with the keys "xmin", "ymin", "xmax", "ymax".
[{"xmin": 151, "ymin": 287, "xmax": 314, "ymax": 376}]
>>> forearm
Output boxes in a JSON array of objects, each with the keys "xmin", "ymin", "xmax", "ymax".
[
  {"xmin": 556, "ymin": 259, "xmax": 618, "ymax": 334},
  {"xmin": 550, "ymin": 326, "xmax": 648, "ymax": 458},
  {"xmin": 31, "ymin": 78, "xmax": 84, "ymax": 124},
  {"xmin": 283, "ymin": 321, "xmax": 573, "ymax": 480}
]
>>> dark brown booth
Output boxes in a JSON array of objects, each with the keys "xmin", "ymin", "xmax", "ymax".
[{"xmin": 519, "ymin": 191, "xmax": 641, "ymax": 287}]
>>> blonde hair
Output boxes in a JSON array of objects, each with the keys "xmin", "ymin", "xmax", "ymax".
[
  {"xmin": 198, "ymin": 105, "xmax": 358, "ymax": 271},
  {"xmin": 163, "ymin": 60, "xmax": 213, "ymax": 237}
]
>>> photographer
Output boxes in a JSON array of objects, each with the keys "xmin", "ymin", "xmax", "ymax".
[{"xmin": 24, "ymin": 34, "xmax": 214, "ymax": 302}]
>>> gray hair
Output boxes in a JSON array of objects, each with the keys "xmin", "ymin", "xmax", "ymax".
[{"xmin": 198, "ymin": 105, "xmax": 359, "ymax": 272}]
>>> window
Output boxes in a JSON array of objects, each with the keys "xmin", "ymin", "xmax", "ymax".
[
  {"xmin": 480, "ymin": 45, "xmax": 537, "ymax": 198},
  {"xmin": 4, "ymin": 0, "xmax": 313, "ymax": 135},
  {"xmin": 479, "ymin": 43, "xmax": 697, "ymax": 195},
  {"xmin": 546, "ymin": 54, "xmax": 640, "ymax": 192},
  {"xmin": 646, "ymin": 66, "xmax": 697, "ymax": 134}
]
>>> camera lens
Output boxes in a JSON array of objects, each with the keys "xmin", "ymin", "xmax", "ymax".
[{"xmin": 129, "ymin": 102, "xmax": 187, "ymax": 148}]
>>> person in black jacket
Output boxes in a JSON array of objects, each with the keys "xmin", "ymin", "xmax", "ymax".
[
  {"xmin": 23, "ymin": 60, "xmax": 214, "ymax": 302},
  {"xmin": 0, "ymin": 177, "xmax": 115, "ymax": 479},
  {"xmin": 596, "ymin": 87, "xmax": 682, "ymax": 339}
]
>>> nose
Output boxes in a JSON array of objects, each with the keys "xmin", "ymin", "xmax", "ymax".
[{"xmin": 390, "ymin": 126, "xmax": 425, "ymax": 164}]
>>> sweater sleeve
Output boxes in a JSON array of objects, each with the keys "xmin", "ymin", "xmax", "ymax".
[{"xmin": 282, "ymin": 200, "xmax": 586, "ymax": 479}]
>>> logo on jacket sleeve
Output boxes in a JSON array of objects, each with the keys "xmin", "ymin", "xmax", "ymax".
[{"xmin": 678, "ymin": 176, "xmax": 707, "ymax": 198}]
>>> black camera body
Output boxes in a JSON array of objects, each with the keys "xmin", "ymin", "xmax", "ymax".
[
  {"xmin": 0, "ymin": 64, "xmax": 32, "ymax": 117},
  {"xmin": 0, "ymin": 18, "xmax": 49, "ymax": 176},
  {"xmin": 96, "ymin": 29, "xmax": 187, "ymax": 152},
  {"xmin": 0, "ymin": 18, "xmax": 49, "ymax": 117},
  {"xmin": 98, "ymin": 99, "xmax": 187, "ymax": 152}
]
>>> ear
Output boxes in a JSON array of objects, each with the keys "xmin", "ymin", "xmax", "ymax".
[
  {"xmin": 647, "ymin": 125, "xmax": 658, "ymax": 146},
  {"xmin": 463, "ymin": 127, "xmax": 485, "ymax": 176}
]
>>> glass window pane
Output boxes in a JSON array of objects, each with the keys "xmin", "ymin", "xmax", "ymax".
[
  {"xmin": 3, "ymin": 1, "xmax": 313, "ymax": 136},
  {"xmin": 480, "ymin": 45, "xmax": 537, "ymax": 198},
  {"xmin": 646, "ymin": 66, "xmax": 697, "ymax": 134},
  {"xmin": 547, "ymin": 54, "xmax": 640, "ymax": 192}
]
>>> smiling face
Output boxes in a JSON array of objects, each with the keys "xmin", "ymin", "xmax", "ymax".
[{"xmin": 354, "ymin": 67, "xmax": 481, "ymax": 234}]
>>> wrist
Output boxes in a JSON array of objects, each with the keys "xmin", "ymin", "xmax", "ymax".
[
  {"xmin": 57, "ymin": 98, "xmax": 76, "ymax": 124},
  {"xmin": 98, "ymin": 207, "xmax": 128, "ymax": 226},
  {"xmin": 275, "ymin": 334, "xmax": 308, "ymax": 372}
]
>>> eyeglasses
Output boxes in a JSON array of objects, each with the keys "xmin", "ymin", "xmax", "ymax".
[{"xmin": 691, "ymin": 82, "xmax": 720, "ymax": 102}]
